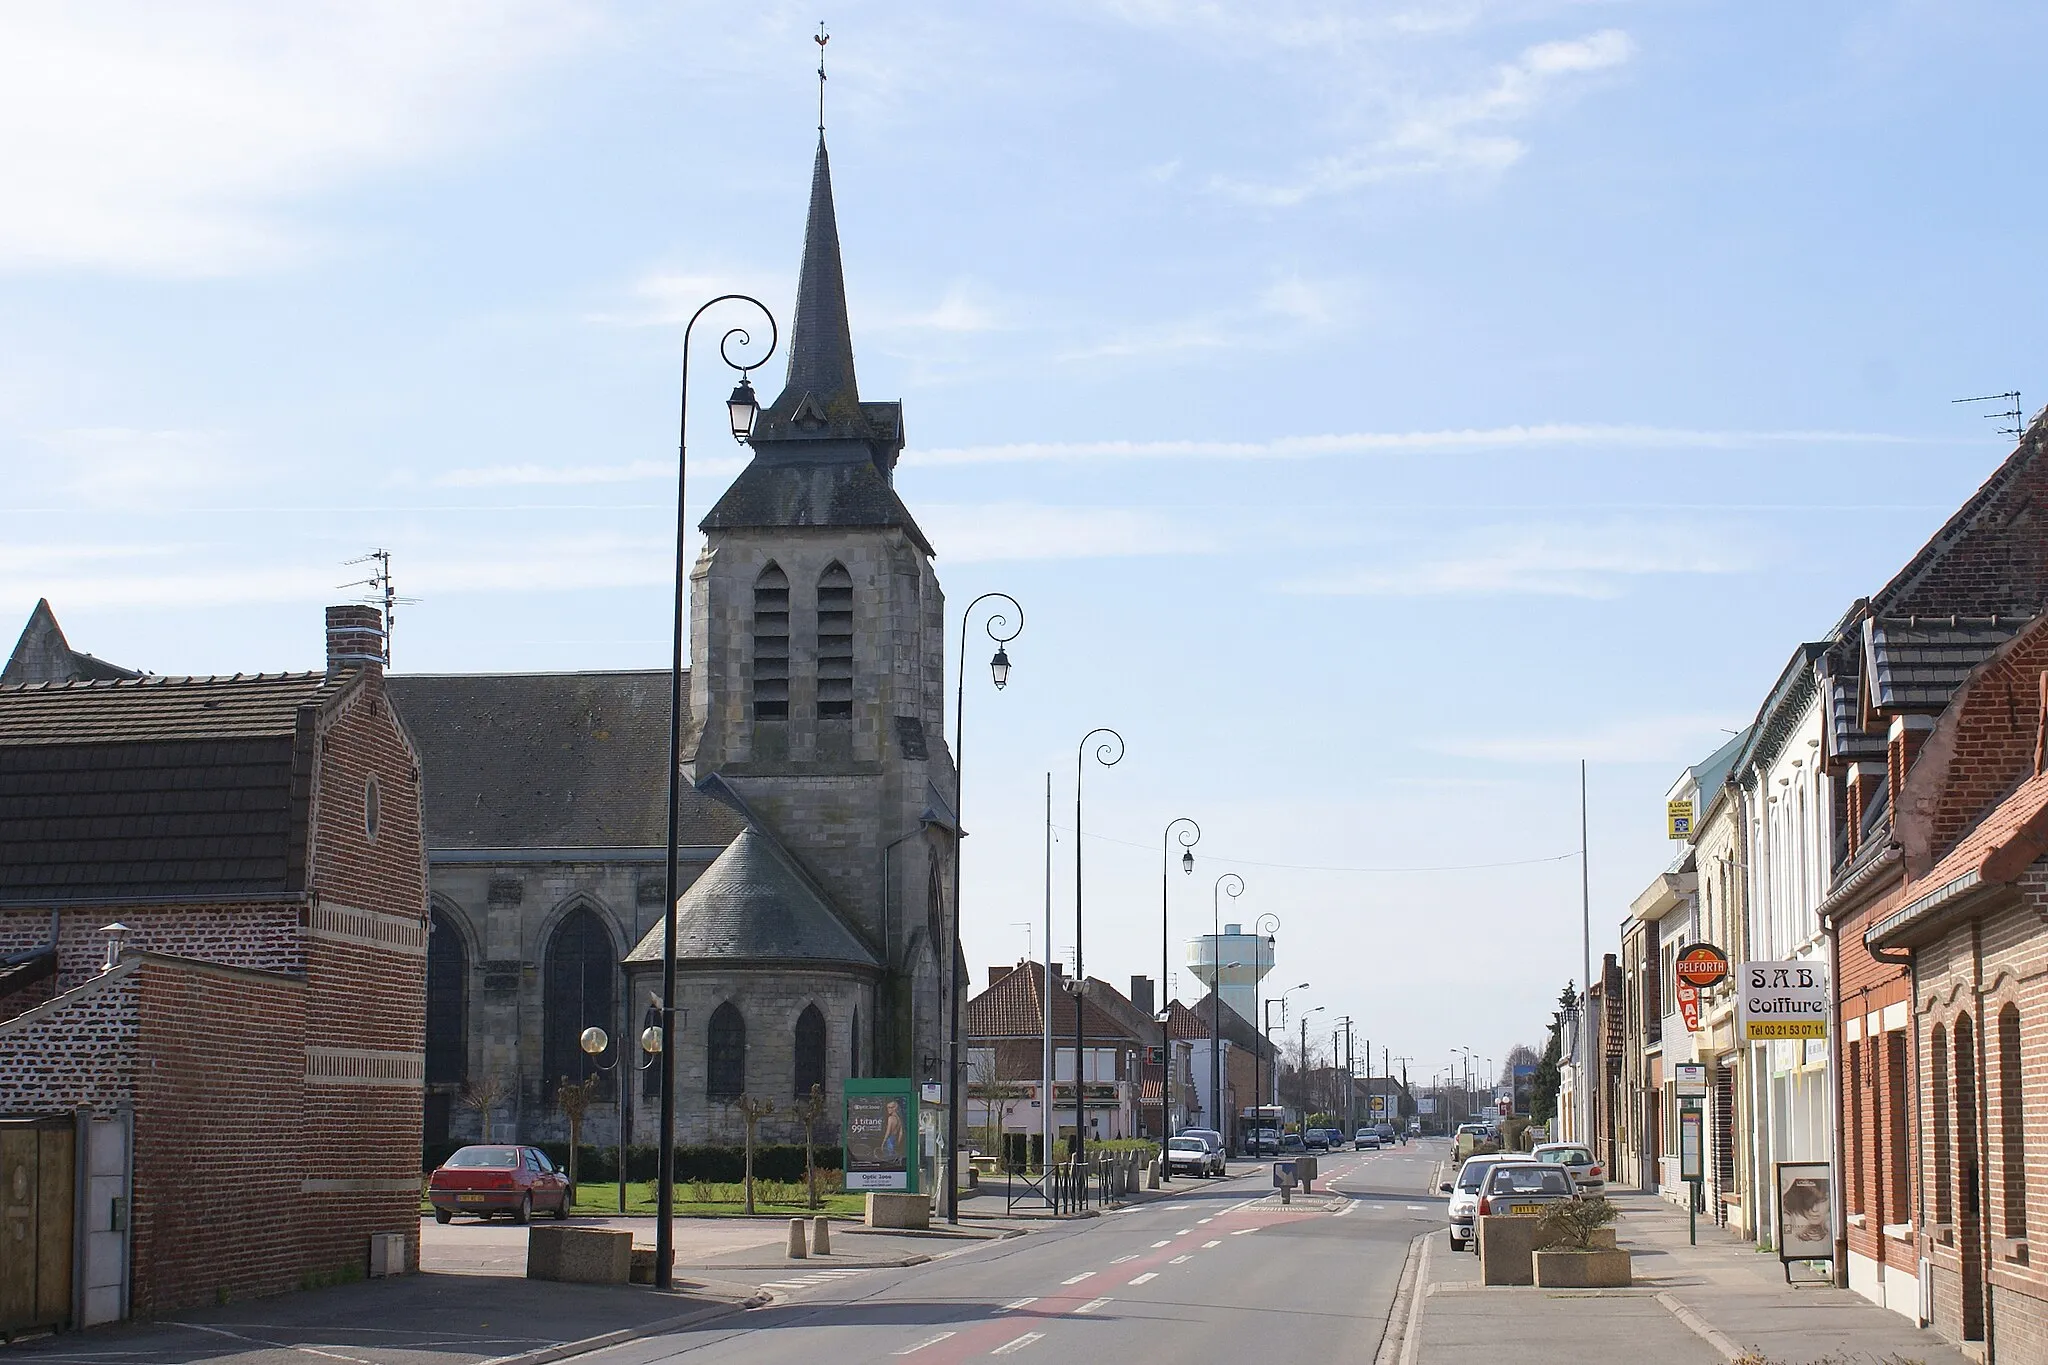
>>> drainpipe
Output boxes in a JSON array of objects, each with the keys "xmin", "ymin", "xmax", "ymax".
[
  {"xmin": 1973, "ymin": 919, "xmax": 1995, "ymax": 1361},
  {"xmin": 1822, "ymin": 898, "xmax": 1850, "ymax": 1288}
]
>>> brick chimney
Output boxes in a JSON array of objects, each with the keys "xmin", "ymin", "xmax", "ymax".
[
  {"xmin": 325, "ymin": 605, "xmax": 386, "ymax": 677},
  {"xmin": 1130, "ymin": 975, "xmax": 1155, "ymax": 1019},
  {"xmin": 1887, "ymin": 714, "xmax": 1935, "ymax": 816}
]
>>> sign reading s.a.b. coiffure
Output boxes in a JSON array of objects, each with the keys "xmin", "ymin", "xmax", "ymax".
[{"xmin": 1737, "ymin": 960, "xmax": 1828, "ymax": 1041}]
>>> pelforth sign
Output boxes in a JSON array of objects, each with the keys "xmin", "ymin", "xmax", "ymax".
[{"xmin": 1737, "ymin": 960, "xmax": 1829, "ymax": 1041}]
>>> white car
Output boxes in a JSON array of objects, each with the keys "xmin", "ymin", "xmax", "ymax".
[
  {"xmin": 1529, "ymin": 1142, "xmax": 1605, "ymax": 1194},
  {"xmin": 1179, "ymin": 1128, "xmax": 1227, "ymax": 1162},
  {"xmin": 1354, "ymin": 1128, "xmax": 1380, "ymax": 1150},
  {"xmin": 1166, "ymin": 1136, "xmax": 1224, "ymax": 1177},
  {"xmin": 1440, "ymin": 1154, "xmax": 1510, "ymax": 1251}
]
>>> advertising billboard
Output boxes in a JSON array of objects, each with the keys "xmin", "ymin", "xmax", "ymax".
[
  {"xmin": 1737, "ymin": 961, "xmax": 1829, "ymax": 1041},
  {"xmin": 843, "ymin": 1078, "xmax": 919, "ymax": 1192}
]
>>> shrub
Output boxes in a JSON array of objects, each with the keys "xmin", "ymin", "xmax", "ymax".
[
  {"xmin": 423, "ymin": 1141, "xmax": 846, "ymax": 1182},
  {"xmin": 1536, "ymin": 1195, "xmax": 1618, "ymax": 1250}
]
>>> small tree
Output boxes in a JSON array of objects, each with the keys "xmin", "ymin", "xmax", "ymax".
[
  {"xmin": 1536, "ymin": 1195, "xmax": 1618, "ymax": 1250},
  {"xmin": 791, "ymin": 1083, "xmax": 829, "ymax": 1209},
  {"xmin": 557, "ymin": 1074, "xmax": 601, "ymax": 1204},
  {"xmin": 969, "ymin": 1051, "xmax": 1028, "ymax": 1167},
  {"xmin": 731, "ymin": 1095, "xmax": 779, "ymax": 1214},
  {"xmin": 462, "ymin": 1074, "xmax": 507, "ymax": 1141}
]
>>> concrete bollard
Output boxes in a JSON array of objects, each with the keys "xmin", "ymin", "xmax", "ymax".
[
  {"xmin": 1148, "ymin": 1158, "xmax": 1161, "ymax": 1190},
  {"xmin": 787, "ymin": 1218, "xmax": 808, "ymax": 1259},
  {"xmin": 812, "ymin": 1216, "xmax": 832, "ymax": 1255}
]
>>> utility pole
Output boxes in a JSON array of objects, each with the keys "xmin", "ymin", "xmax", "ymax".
[{"xmin": 1580, "ymin": 759, "xmax": 1594, "ymax": 1153}]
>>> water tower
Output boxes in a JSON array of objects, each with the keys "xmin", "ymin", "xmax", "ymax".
[{"xmin": 1186, "ymin": 922, "xmax": 1274, "ymax": 1024}]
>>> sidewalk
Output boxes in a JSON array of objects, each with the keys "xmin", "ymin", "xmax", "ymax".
[{"xmin": 1399, "ymin": 1193, "xmax": 1974, "ymax": 1365}]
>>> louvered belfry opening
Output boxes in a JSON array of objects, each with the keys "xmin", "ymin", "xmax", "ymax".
[
  {"xmin": 816, "ymin": 562, "xmax": 854, "ymax": 720},
  {"xmin": 752, "ymin": 564, "xmax": 791, "ymax": 721}
]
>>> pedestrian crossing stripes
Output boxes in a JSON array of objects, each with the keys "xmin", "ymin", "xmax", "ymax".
[{"xmin": 759, "ymin": 1267, "xmax": 874, "ymax": 1294}]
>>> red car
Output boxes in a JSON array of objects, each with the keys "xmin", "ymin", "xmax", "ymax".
[{"xmin": 428, "ymin": 1145, "xmax": 571, "ymax": 1224}]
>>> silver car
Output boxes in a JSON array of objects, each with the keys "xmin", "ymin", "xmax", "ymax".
[
  {"xmin": 1440, "ymin": 1154, "xmax": 1509, "ymax": 1251},
  {"xmin": 1529, "ymin": 1141, "xmax": 1605, "ymax": 1194},
  {"xmin": 1477, "ymin": 1161, "xmax": 1579, "ymax": 1219}
]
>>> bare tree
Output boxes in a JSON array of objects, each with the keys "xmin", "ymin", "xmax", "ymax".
[
  {"xmin": 790, "ymin": 1084, "xmax": 829, "ymax": 1209},
  {"xmin": 462, "ymin": 1074, "xmax": 507, "ymax": 1142},
  {"xmin": 557, "ymin": 1075, "xmax": 601, "ymax": 1204},
  {"xmin": 731, "ymin": 1095, "xmax": 779, "ymax": 1214},
  {"xmin": 969, "ymin": 1049, "xmax": 1027, "ymax": 1167}
]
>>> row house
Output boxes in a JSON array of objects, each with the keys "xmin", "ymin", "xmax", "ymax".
[{"xmin": 962, "ymin": 961, "xmax": 1152, "ymax": 1160}]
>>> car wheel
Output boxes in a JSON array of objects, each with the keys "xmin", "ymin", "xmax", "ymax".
[
  {"xmin": 1449, "ymin": 1234, "xmax": 1464, "ymax": 1250},
  {"xmin": 513, "ymin": 1194, "xmax": 532, "ymax": 1225},
  {"xmin": 434, "ymin": 1208, "xmax": 452, "ymax": 1225},
  {"xmin": 554, "ymin": 1190, "xmax": 570, "ymax": 1220}
]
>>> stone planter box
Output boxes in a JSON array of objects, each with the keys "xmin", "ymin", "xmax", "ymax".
[
  {"xmin": 1532, "ymin": 1248, "xmax": 1632, "ymax": 1288},
  {"xmin": 865, "ymin": 1192, "xmax": 930, "ymax": 1230},
  {"xmin": 527, "ymin": 1227, "xmax": 631, "ymax": 1284}
]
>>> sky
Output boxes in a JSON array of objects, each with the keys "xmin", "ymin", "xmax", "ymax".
[{"xmin": 5, "ymin": 0, "xmax": 2047, "ymax": 1094}]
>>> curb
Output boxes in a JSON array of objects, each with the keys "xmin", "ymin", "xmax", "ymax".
[
  {"xmin": 481, "ymin": 1292, "xmax": 768, "ymax": 1365},
  {"xmin": 681, "ymin": 1253, "xmax": 932, "ymax": 1272},
  {"xmin": 1398, "ymin": 1229, "xmax": 1434, "ymax": 1365},
  {"xmin": 1373, "ymin": 1231, "xmax": 1430, "ymax": 1365},
  {"xmin": 1655, "ymin": 1291, "xmax": 1745, "ymax": 1361}
]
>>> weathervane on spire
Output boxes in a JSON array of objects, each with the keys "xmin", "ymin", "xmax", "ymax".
[{"xmin": 815, "ymin": 22, "xmax": 829, "ymax": 134}]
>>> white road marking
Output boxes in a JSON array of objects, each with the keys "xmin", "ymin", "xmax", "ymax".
[
  {"xmin": 1202, "ymin": 1239, "xmax": 1222, "ymax": 1248},
  {"xmin": 1109, "ymin": 1254, "xmax": 1138, "ymax": 1264},
  {"xmin": 1197, "ymin": 1217, "xmax": 1213, "ymax": 1224},
  {"xmin": 1334, "ymin": 1204, "xmax": 1356, "ymax": 1217},
  {"xmin": 1001, "ymin": 1297, "xmax": 1039, "ymax": 1312},
  {"xmin": 1176, "ymin": 1228, "xmax": 1192, "ymax": 1236},
  {"xmin": 1407, "ymin": 1205, "xmax": 1425, "ymax": 1211},
  {"xmin": 1232, "ymin": 1227, "xmax": 1258, "ymax": 1235},
  {"xmin": 1074, "ymin": 1297, "xmax": 1112, "ymax": 1315},
  {"xmin": 1151, "ymin": 1240, "xmax": 1172, "ymax": 1248},
  {"xmin": 1061, "ymin": 1272, "xmax": 1095, "ymax": 1285},
  {"xmin": 1169, "ymin": 1255, "xmax": 1191, "ymax": 1264},
  {"xmin": 1128, "ymin": 1272, "xmax": 1158, "ymax": 1285},
  {"xmin": 992, "ymin": 1332, "xmax": 1044, "ymax": 1355},
  {"xmin": 894, "ymin": 1332, "xmax": 956, "ymax": 1355},
  {"xmin": 1167, "ymin": 1204, "xmax": 1192, "ymax": 1211}
]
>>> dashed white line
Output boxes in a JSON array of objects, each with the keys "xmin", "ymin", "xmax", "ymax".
[
  {"xmin": 992, "ymin": 1332, "xmax": 1044, "ymax": 1355},
  {"xmin": 1197, "ymin": 1217, "xmax": 1213, "ymax": 1223},
  {"xmin": 1001, "ymin": 1297, "xmax": 1039, "ymax": 1312},
  {"xmin": 1202, "ymin": 1239, "xmax": 1222, "ymax": 1248},
  {"xmin": 1232, "ymin": 1227, "xmax": 1258, "ymax": 1235},
  {"xmin": 1074, "ymin": 1297, "xmax": 1112, "ymax": 1315},
  {"xmin": 1176, "ymin": 1228, "xmax": 1192, "ymax": 1236},
  {"xmin": 1167, "ymin": 1204, "xmax": 1192, "ymax": 1211},
  {"xmin": 1334, "ymin": 1203, "xmax": 1356, "ymax": 1217},
  {"xmin": 1169, "ymin": 1255, "xmax": 1191, "ymax": 1265},
  {"xmin": 1109, "ymin": 1254, "xmax": 1138, "ymax": 1264},
  {"xmin": 1128, "ymin": 1272, "xmax": 1158, "ymax": 1285},
  {"xmin": 894, "ymin": 1332, "xmax": 957, "ymax": 1355},
  {"xmin": 1151, "ymin": 1240, "xmax": 1172, "ymax": 1248},
  {"xmin": 1061, "ymin": 1272, "xmax": 1095, "ymax": 1285}
]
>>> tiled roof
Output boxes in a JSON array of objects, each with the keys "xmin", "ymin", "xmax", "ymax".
[
  {"xmin": 0, "ymin": 672, "xmax": 345, "ymax": 902},
  {"xmin": 965, "ymin": 961, "xmax": 1137, "ymax": 1041},
  {"xmin": 623, "ymin": 826, "xmax": 878, "ymax": 971},
  {"xmin": 1869, "ymin": 767, "xmax": 2048, "ymax": 950},
  {"xmin": 384, "ymin": 671, "xmax": 744, "ymax": 850},
  {"xmin": 1864, "ymin": 614, "xmax": 2029, "ymax": 713}
]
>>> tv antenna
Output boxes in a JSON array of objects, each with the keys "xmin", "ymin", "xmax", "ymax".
[
  {"xmin": 1954, "ymin": 391, "xmax": 2023, "ymax": 441},
  {"xmin": 338, "ymin": 549, "xmax": 420, "ymax": 666},
  {"xmin": 1012, "ymin": 921, "xmax": 1033, "ymax": 961}
]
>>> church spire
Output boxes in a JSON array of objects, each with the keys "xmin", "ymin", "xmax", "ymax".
[{"xmin": 776, "ymin": 134, "xmax": 859, "ymax": 412}]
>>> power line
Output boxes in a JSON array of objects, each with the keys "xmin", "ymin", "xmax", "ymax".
[{"xmin": 1047, "ymin": 823, "xmax": 1578, "ymax": 874}]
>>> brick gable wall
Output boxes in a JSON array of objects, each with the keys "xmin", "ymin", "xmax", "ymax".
[
  {"xmin": 1884, "ymin": 423, "xmax": 2048, "ymax": 619},
  {"xmin": 0, "ymin": 962, "xmax": 138, "ymax": 1114}
]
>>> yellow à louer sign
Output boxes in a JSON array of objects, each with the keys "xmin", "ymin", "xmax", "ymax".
[{"xmin": 1667, "ymin": 799, "xmax": 1694, "ymax": 839}]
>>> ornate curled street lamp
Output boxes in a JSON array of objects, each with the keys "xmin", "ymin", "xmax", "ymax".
[
  {"xmin": 658, "ymin": 294, "xmax": 776, "ymax": 1288},
  {"xmin": 945, "ymin": 592, "xmax": 1023, "ymax": 1223},
  {"xmin": 1071, "ymin": 727, "xmax": 1124, "ymax": 1171},
  {"xmin": 1159, "ymin": 818, "xmax": 1199, "ymax": 1179},
  {"xmin": 1251, "ymin": 912, "xmax": 1279, "ymax": 1151},
  {"xmin": 1210, "ymin": 872, "xmax": 1244, "ymax": 1149},
  {"xmin": 580, "ymin": 1021, "xmax": 665, "ymax": 1214}
]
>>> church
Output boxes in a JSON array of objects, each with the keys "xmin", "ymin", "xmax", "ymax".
[{"xmin": 4, "ymin": 128, "xmax": 961, "ymax": 1152}]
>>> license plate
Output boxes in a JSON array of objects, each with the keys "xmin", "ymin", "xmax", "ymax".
[
  {"xmin": 457, "ymin": 1194, "xmax": 486, "ymax": 1202},
  {"xmin": 1509, "ymin": 1204, "xmax": 1544, "ymax": 1216}
]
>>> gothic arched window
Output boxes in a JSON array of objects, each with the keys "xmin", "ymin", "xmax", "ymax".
[
  {"xmin": 708, "ymin": 1001, "xmax": 747, "ymax": 1100},
  {"xmin": 753, "ymin": 563, "xmax": 790, "ymax": 721},
  {"xmin": 425, "ymin": 906, "xmax": 468, "ymax": 1086},
  {"xmin": 926, "ymin": 855, "xmax": 947, "ymax": 957},
  {"xmin": 795, "ymin": 1004, "xmax": 827, "ymax": 1097},
  {"xmin": 543, "ymin": 905, "xmax": 616, "ymax": 1102},
  {"xmin": 816, "ymin": 562, "xmax": 854, "ymax": 719}
]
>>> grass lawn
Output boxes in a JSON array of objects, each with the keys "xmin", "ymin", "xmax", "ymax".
[{"xmin": 421, "ymin": 1179, "xmax": 866, "ymax": 1219}]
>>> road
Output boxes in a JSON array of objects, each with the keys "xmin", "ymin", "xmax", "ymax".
[{"xmin": 601, "ymin": 1139, "xmax": 1447, "ymax": 1365}]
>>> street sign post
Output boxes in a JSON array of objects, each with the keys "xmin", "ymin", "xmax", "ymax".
[{"xmin": 1679, "ymin": 1099, "xmax": 1705, "ymax": 1245}]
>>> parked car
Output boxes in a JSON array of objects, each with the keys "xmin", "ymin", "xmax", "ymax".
[
  {"xmin": 1476, "ymin": 1161, "xmax": 1579, "ymax": 1219},
  {"xmin": 1166, "ymin": 1136, "xmax": 1225, "ymax": 1177},
  {"xmin": 427, "ymin": 1144, "xmax": 571, "ymax": 1224},
  {"xmin": 1279, "ymin": 1131, "xmax": 1307, "ymax": 1154},
  {"xmin": 1354, "ymin": 1128, "xmax": 1381, "ymax": 1150},
  {"xmin": 1249, "ymin": 1129, "xmax": 1281, "ymax": 1155},
  {"xmin": 1440, "ymin": 1154, "xmax": 1509, "ymax": 1251},
  {"xmin": 1529, "ymin": 1142, "xmax": 1606, "ymax": 1194},
  {"xmin": 1375, "ymin": 1123, "xmax": 1398, "ymax": 1145},
  {"xmin": 1179, "ymin": 1128, "xmax": 1227, "ymax": 1162},
  {"xmin": 1304, "ymin": 1128, "xmax": 1331, "ymax": 1151}
]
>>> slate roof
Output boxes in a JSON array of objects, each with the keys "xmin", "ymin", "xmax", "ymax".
[
  {"xmin": 0, "ymin": 672, "xmax": 346, "ymax": 902},
  {"xmin": 3, "ymin": 600, "xmax": 138, "ymax": 687},
  {"xmin": 1863, "ymin": 614, "xmax": 2030, "ymax": 713},
  {"xmin": 623, "ymin": 826, "xmax": 878, "ymax": 971},
  {"xmin": 383, "ymin": 671, "xmax": 744, "ymax": 850}
]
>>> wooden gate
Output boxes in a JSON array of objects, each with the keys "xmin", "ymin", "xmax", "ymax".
[{"xmin": 0, "ymin": 1117, "xmax": 73, "ymax": 1339}]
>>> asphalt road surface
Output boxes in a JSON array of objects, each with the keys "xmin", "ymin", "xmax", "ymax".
[{"xmin": 601, "ymin": 1139, "xmax": 1448, "ymax": 1365}]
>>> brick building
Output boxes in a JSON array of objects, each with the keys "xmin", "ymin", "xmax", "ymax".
[
  {"xmin": 964, "ymin": 961, "xmax": 1149, "ymax": 1155},
  {"xmin": 0, "ymin": 606, "xmax": 427, "ymax": 1325}
]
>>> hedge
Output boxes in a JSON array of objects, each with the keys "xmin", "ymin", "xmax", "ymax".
[{"xmin": 422, "ymin": 1140, "xmax": 844, "ymax": 1183}]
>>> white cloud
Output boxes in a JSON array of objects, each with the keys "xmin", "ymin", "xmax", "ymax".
[
  {"xmin": 433, "ymin": 456, "xmax": 747, "ymax": 488},
  {"xmin": 0, "ymin": 1, "xmax": 595, "ymax": 274},
  {"xmin": 1282, "ymin": 520, "xmax": 1750, "ymax": 599},
  {"xmin": 919, "ymin": 503, "xmax": 1217, "ymax": 562},
  {"xmin": 1433, "ymin": 713, "xmax": 1748, "ymax": 765},
  {"xmin": 909, "ymin": 423, "xmax": 1931, "ymax": 468},
  {"xmin": 32, "ymin": 428, "xmax": 252, "ymax": 508}
]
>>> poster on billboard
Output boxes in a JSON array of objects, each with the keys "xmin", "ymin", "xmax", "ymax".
[
  {"xmin": 1774, "ymin": 1161, "xmax": 1834, "ymax": 1269},
  {"xmin": 843, "ymin": 1078, "xmax": 919, "ymax": 1192},
  {"xmin": 1738, "ymin": 960, "xmax": 1828, "ymax": 1041}
]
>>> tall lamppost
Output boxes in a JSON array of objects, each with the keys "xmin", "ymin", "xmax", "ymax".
[
  {"xmin": 1251, "ymin": 913, "xmax": 1279, "ymax": 1150},
  {"xmin": 944, "ymin": 592, "xmax": 1023, "ymax": 1224},
  {"xmin": 1209, "ymin": 872, "xmax": 1244, "ymax": 1151},
  {"xmin": 1159, "ymin": 818, "xmax": 1199, "ymax": 1180},
  {"xmin": 1071, "ymin": 728, "xmax": 1124, "ymax": 1170},
  {"xmin": 579, "ymin": 1022, "xmax": 664, "ymax": 1213},
  {"xmin": 658, "ymin": 294, "xmax": 775, "ymax": 1289}
]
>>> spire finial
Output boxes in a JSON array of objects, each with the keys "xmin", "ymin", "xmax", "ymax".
[{"xmin": 815, "ymin": 22, "xmax": 829, "ymax": 134}]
